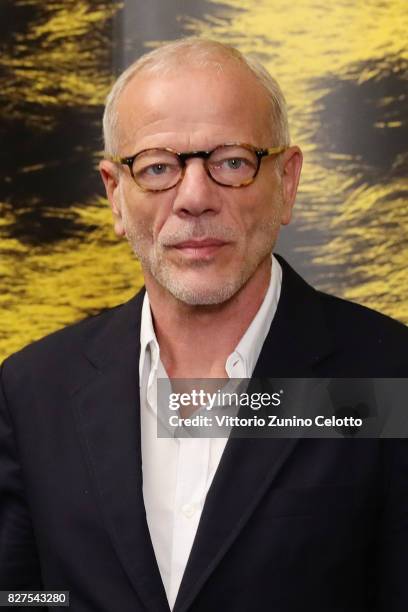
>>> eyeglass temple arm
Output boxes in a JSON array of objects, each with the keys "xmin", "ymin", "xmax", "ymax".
[
  {"xmin": 260, "ymin": 146, "xmax": 287, "ymax": 156},
  {"xmin": 105, "ymin": 154, "xmax": 133, "ymax": 164}
]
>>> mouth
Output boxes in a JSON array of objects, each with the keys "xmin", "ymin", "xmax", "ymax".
[{"xmin": 171, "ymin": 238, "xmax": 229, "ymax": 258}]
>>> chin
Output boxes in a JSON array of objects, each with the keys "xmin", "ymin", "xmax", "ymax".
[
  {"xmin": 145, "ymin": 249, "xmax": 272, "ymax": 306},
  {"xmin": 157, "ymin": 274, "xmax": 244, "ymax": 306}
]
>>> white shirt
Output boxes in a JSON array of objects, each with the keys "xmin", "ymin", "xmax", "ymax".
[{"xmin": 139, "ymin": 255, "xmax": 282, "ymax": 609}]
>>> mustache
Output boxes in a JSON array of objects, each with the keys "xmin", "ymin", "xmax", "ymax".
[{"xmin": 158, "ymin": 222, "xmax": 239, "ymax": 247}]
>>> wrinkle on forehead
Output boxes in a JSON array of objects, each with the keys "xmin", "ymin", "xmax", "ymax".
[{"xmin": 115, "ymin": 65, "xmax": 273, "ymax": 155}]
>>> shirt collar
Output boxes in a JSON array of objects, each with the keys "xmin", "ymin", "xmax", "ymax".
[
  {"xmin": 139, "ymin": 290, "xmax": 160, "ymax": 384},
  {"xmin": 225, "ymin": 254, "xmax": 282, "ymax": 377}
]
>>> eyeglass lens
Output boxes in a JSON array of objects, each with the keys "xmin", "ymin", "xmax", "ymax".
[{"xmin": 132, "ymin": 145, "xmax": 259, "ymax": 190}]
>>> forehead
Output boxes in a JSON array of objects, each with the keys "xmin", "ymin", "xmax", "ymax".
[{"xmin": 115, "ymin": 62, "xmax": 272, "ymax": 153}]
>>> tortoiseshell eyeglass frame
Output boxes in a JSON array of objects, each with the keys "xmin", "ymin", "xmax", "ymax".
[{"xmin": 106, "ymin": 142, "xmax": 287, "ymax": 191}]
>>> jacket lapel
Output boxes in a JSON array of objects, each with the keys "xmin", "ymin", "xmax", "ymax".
[
  {"xmin": 253, "ymin": 254, "xmax": 335, "ymax": 378},
  {"xmin": 72, "ymin": 291, "xmax": 170, "ymax": 612},
  {"xmin": 174, "ymin": 256, "xmax": 336, "ymax": 612}
]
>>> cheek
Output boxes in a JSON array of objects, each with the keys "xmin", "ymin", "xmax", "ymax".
[
  {"xmin": 153, "ymin": 209, "xmax": 174, "ymax": 239},
  {"xmin": 142, "ymin": 194, "xmax": 174, "ymax": 238},
  {"xmin": 236, "ymin": 194, "xmax": 281, "ymax": 238},
  {"xmin": 122, "ymin": 189, "xmax": 171, "ymax": 238}
]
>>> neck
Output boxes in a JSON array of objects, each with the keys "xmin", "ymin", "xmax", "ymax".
[{"xmin": 145, "ymin": 257, "xmax": 272, "ymax": 378}]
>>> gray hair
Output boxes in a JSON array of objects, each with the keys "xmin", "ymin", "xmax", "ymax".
[{"xmin": 103, "ymin": 38, "xmax": 290, "ymax": 156}]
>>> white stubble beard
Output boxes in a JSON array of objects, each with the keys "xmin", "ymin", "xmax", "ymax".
[{"xmin": 119, "ymin": 188, "xmax": 283, "ymax": 306}]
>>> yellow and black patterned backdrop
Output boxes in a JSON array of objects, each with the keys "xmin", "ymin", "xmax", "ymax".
[{"xmin": 1, "ymin": 0, "xmax": 407, "ymax": 360}]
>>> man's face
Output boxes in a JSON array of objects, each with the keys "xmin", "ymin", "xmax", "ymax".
[{"xmin": 101, "ymin": 63, "xmax": 302, "ymax": 305}]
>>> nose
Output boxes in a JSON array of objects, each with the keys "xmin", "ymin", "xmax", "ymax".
[{"xmin": 171, "ymin": 158, "xmax": 222, "ymax": 217}]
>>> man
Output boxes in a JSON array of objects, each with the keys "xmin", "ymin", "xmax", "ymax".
[{"xmin": 1, "ymin": 39, "xmax": 407, "ymax": 612}]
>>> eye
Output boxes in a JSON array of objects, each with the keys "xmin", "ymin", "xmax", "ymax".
[
  {"xmin": 145, "ymin": 163, "xmax": 170, "ymax": 176},
  {"xmin": 212, "ymin": 156, "xmax": 254, "ymax": 172},
  {"xmin": 226, "ymin": 158, "xmax": 244, "ymax": 170},
  {"xmin": 221, "ymin": 157, "xmax": 247, "ymax": 170}
]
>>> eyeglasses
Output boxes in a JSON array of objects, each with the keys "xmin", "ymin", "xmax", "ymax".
[{"xmin": 107, "ymin": 143, "xmax": 287, "ymax": 192}]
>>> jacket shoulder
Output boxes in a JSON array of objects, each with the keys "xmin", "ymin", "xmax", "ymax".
[
  {"xmin": 1, "ymin": 290, "xmax": 145, "ymax": 387},
  {"xmin": 4, "ymin": 305, "xmax": 120, "ymax": 365},
  {"xmin": 274, "ymin": 255, "xmax": 407, "ymax": 376},
  {"xmin": 317, "ymin": 290, "xmax": 408, "ymax": 373},
  {"xmin": 318, "ymin": 290, "xmax": 408, "ymax": 338}
]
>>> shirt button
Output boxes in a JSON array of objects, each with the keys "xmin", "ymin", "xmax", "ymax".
[{"xmin": 181, "ymin": 503, "xmax": 196, "ymax": 518}]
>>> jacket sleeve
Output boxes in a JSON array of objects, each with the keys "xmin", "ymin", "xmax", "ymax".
[{"xmin": 0, "ymin": 360, "xmax": 44, "ymax": 590}]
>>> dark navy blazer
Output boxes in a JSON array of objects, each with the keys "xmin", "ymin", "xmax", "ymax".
[{"xmin": 1, "ymin": 256, "xmax": 407, "ymax": 611}]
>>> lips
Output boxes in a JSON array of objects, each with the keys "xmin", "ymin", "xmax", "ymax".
[
  {"xmin": 171, "ymin": 238, "xmax": 228, "ymax": 258},
  {"xmin": 173, "ymin": 239, "xmax": 227, "ymax": 249}
]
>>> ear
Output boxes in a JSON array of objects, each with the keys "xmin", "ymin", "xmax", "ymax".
[
  {"xmin": 99, "ymin": 160, "xmax": 126, "ymax": 237},
  {"xmin": 280, "ymin": 146, "xmax": 303, "ymax": 225}
]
